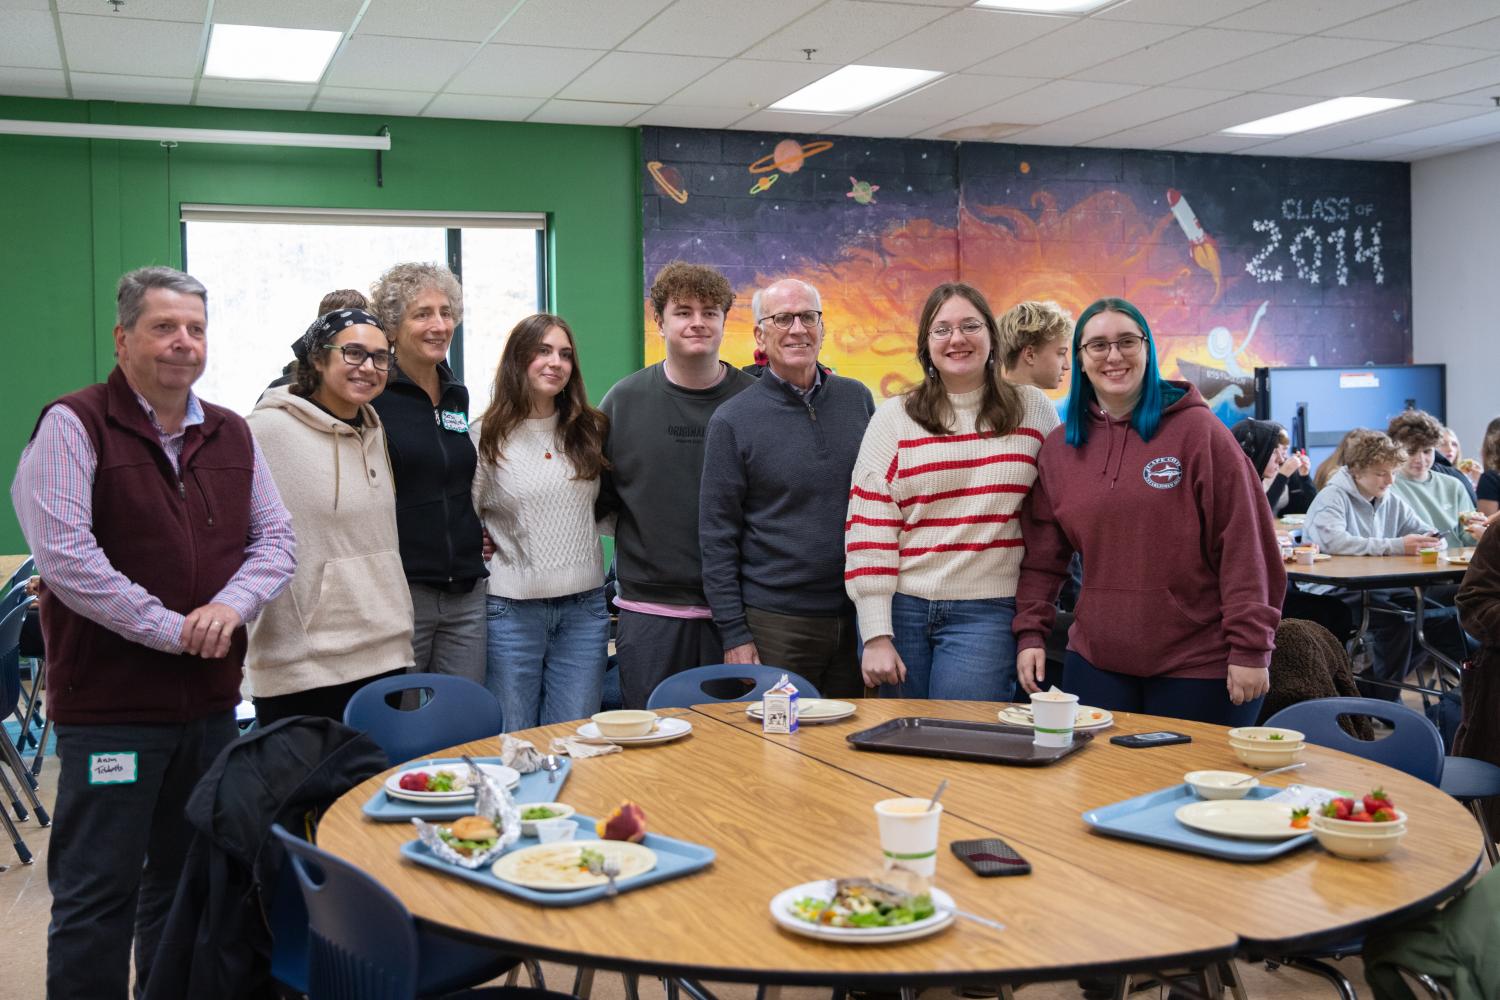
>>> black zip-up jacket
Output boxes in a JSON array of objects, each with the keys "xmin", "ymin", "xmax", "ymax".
[{"xmin": 370, "ymin": 362, "xmax": 487, "ymax": 587}]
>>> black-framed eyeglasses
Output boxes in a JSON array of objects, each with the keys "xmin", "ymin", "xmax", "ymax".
[
  {"xmin": 759, "ymin": 310, "xmax": 822, "ymax": 331},
  {"xmin": 930, "ymin": 320, "xmax": 986, "ymax": 340},
  {"xmin": 324, "ymin": 343, "xmax": 395, "ymax": 371},
  {"xmin": 1079, "ymin": 334, "xmax": 1148, "ymax": 359}
]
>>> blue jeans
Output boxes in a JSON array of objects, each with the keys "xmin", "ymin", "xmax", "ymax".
[
  {"xmin": 1061, "ymin": 650, "xmax": 1264, "ymax": 727},
  {"xmin": 485, "ymin": 587, "xmax": 610, "ymax": 730},
  {"xmin": 887, "ymin": 593, "xmax": 1018, "ymax": 701}
]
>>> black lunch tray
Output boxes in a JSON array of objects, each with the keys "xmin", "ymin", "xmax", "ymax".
[{"xmin": 846, "ymin": 716, "xmax": 1093, "ymax": 766}]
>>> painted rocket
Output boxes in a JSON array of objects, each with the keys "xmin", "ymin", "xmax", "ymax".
[{"xmin": 1167, "ymin": 187, "xmax": 1223, "ymax": 300}]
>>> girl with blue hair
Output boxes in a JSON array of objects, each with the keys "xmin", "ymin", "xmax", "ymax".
[{"xmin": 1012, "ymin": 298, "xmax": 1286, "ymax": 725}]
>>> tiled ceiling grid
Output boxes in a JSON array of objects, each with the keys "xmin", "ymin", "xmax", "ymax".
[{"xmin": 2, "ymin": 0, "xmax": 1500, "ymax": 159}]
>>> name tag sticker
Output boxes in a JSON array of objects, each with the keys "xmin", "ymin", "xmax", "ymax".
[
  {"xmin": 88, "ymin": 752, "xmax": 138, "ymax": 785},
  {"xmin": 439, "ymin": 410, "xmax": 469, "ymax": 433}
]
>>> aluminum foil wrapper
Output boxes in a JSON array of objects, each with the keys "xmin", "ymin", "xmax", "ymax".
[
  {"xmin": 500, "ymin": 734, "xmax": 544, "ymax": 773},
  {"xmin": 412, "ymin": 759, "xmax": 522, "ymax": 869}
]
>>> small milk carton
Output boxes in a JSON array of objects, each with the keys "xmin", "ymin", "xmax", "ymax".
[{"xmin": 761, "ymin": 673, "xmax": 799, "ymax": 734}]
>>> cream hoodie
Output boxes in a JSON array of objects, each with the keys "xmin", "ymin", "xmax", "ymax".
[{"xmin": 245, "ymin": 387, "xmax": 414, "ymax": 697}]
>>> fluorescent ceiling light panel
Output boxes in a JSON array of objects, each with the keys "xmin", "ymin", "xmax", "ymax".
[
  {"xmin": 204, "ymin": 23, "xmax": 343, "ymax": 84},
  {"xmin": 1222, "ymin": 97, "xmax": 1412, "ymax": 136},
  {"xmin": 771, "ymin": 65, "xmax": 943, "ymax": 115},
  {"xmin": 972, "ymin": 1, "xmax": 1116, "ymax": 12}
]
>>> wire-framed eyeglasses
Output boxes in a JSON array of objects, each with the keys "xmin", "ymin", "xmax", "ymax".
[
  {"xmin": 1079, "ymin": 334, "xmax": 1148, "ymax": 359},
  {"xmin": 759, "ymin": 310, "xmax": 823, "ymax": 331}
]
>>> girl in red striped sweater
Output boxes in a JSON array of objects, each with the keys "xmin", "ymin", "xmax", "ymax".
[{"xmin": 845, "ymin": 283, "xmax": 1060, "ymax": 698}]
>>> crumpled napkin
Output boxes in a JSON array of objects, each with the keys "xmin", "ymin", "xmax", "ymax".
[
  {"xmin": 549, "ymin": 735, "xmax": 621, "ymax": 758},
  {"xmin": 499, "ymin": 734, "xmax": 545, "ymax": 773},
  {"xmin": 412, "ymin": 759, "xmax": 521, "ymax": 869}
]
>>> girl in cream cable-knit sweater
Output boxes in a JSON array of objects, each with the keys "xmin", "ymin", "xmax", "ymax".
[
  {"xmin": 471, "ymin": 314, "xmax": 611, "ymax": 729},
  {"xmin": 845, "ymin": 283, "xmax": 1059, "ymax": 700}
]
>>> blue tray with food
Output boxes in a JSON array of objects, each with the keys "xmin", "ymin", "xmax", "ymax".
[
  {"xmin": 364, "ymin": 756, "xmax": 572, "ymax": 822},
  {"xmin": 1082, "ymin": 784, "xmax": 1315, "ymax": 862},
  {"xmin": 400, "ymin": 814, "xmax": 715, "ymax": 906}
]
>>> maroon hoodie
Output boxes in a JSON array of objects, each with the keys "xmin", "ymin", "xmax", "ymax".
[{"xmin": 1014, "ymin": 382, "xmax": 1285, "ymax": 679}]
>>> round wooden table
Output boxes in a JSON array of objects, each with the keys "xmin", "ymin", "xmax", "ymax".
[{"xmin": 316, "ymin": 700, "xmax": 1483, "ymax": 988}]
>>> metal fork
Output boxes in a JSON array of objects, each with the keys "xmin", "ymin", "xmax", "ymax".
[
  {"xmin": 542, "ymin": 753, "xmax": 561, "ymax": 784},
  {"xmin": 586, "ymin": 856, "xmax": 620, "ymax": 897}
]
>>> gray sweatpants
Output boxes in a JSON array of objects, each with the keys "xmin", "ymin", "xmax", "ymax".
[
  {"xmin": 614, "ymin": 610, "xmax": 723, "ymax": 709},
  {"xmin": 409, "ymin": 581, "xmax": 487, "ymax": 684}
]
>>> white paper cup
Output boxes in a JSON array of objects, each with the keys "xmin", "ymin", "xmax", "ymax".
[
  {"xmin": 1030, "ymin": 689, "xmax": 1080, "ymax": 747},
  {"xmin": 534, "ymin": 819, "xmax": 577, "ymax": 843},
  {"xmin": 874, "ymin": 797, "xmax": 943, "ymax": 878}
]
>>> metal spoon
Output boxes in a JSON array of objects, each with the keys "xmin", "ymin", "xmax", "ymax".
[
  {"xmin": 926, "ymin": 779, "xmax": 949, "ymax": 812},
  {"xmin": 587, "ymin": 855, "xmax": 620, "ymax": 897},
  {"xmin": 1232, "ymin": 762, "xmax": 1305, "ymax": 785},
  {"xmin": 943, "ymin": 907, "xmax": 1006, "ymax": 933},
  {"xmin": 542, "ymin": 753, "xmax": 561, "ymax": 785}
]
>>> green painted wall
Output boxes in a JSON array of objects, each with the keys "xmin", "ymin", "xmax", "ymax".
[{"xmin": 0, "ymin": 97, "xmax": 642, "ymax": 553}]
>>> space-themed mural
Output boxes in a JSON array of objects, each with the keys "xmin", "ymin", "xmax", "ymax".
[{"xmin": 641, "ymin": 126, "xmax": 1412, "ymax": 425}]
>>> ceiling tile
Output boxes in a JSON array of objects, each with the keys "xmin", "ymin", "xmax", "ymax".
[
  {"xmin": 1266, "ymin": 43, "xmax": 1489, "ymax": 96},
  {"xmin": 355, "ymin": 0, "xmax": 514, "ymax": 42},
  {"xmin": 1155, "ymin": 134, "xmax": 1277, "ymax": 153},
  {"xmin": 1364, "ymin": 54, "xmax": 1500, "ymax": 101},
  {"xmin": 871, "ymin": 73, "xmax": 1042, "ymax": 118},
  {"xmin": 821, "ymin": 114, "xmax": 928, "ymax": 137},
  {"xmin": 1324, "ymin": 0, "xmax": 1499, "ymax": 42},
  {"xmin": 322, "ymin": 34, "xmax": 478, "ymax": 91},
  {"xmin": 212, "ymin": 0, "xmax": 365, "ymax": 32},
  {"xmin": 858, "ymin": 9, "xmax": 1066, "ymax": 73},
  {"xmin": 71, "ymin": 72, "xmax": 195, "ymax": 103},
  {"xmin": 0, "ymin": 66, "xmax": 67, "ymax": 97},
  {"xmin": 1424, "ymin": 16, "xmax": 1500, "ymax": 50},
  {"xmin": 740, "ymin": 1, "xmax": 949, "ymax": 65},
  {"xmin": 556, "ymin": 51, "xmax": 722, "ymax": 103},
  {"xmin": 1093, "ymin": 0, "xmax": 1265, "ymax": 27},
  {"xmin": 1438, "ymin": 85, "xmax": 1500, "ymax": 107},
  {"xmin": 1289, "ymin": 101, "xmax": 1489, "ymax": 144},
  {"xmin": 0, "ymin": 10, "xmax": 63, "ymax": 69},
  {"xmin": 1373, "ymin": 108, "xmax": 1500, "ymax": 145},
  {"xmin": 619, "ymin": 0, "xmax": 824, "ymax": 57},
  {"xmin": 60, "ymin": 14, "xmax": 203, "ymax": 75},
  {"xmin": 731, "ymin": 108, "xmax": 849, "ymax": 131},
  {"xmin": 1213, "ymin": 0, "xmax": 1407, "ymax": 34},
  {"xmin": 1003, "ymin": 120, "xmax": 1120, "ymax": 145},
  {"xmin": 1043, "ymin": 85, "xmax": 1239, "ymax": 132},
  {"xmin": 662, "ymin": 58, "xmax": 829, "ymax": 108},
  {"xmin": 528, "ymin": 99, "xmax": 656, "ymax": 125},
  {"xmin": 957, "ymin": 79, "xmax": 1143, "ymax": 124},
  {"xmin": 968, "ymin": 18, "xmax": 1185, "ymax": 78},
  {"xmin": 629, "ymin": 104, "xmax": 746, "ymax": 128},
  {"xmin": 311, "ymin": 86, "xmax": 431, "ymax": 115},
  {"xmin": 56, "ymin": 0, "xmax": 205, "ymax": 21},
  {"xmin": 1234, "ymin": 132, "xmax": 1361, "ymax": 157},
  {"xmin": 493, "ymin": 0, "xmax": 675, "ymax": 50},
  {"xmin": 446, "ymin": 44, "xmax": 603, "ymax": 99},
  {"xmin": 1170, "ymin": 35, "xmax": 1398, "ymax": 91},
  {"xmin": 423, "ymin": 93, "xmax": 543, "ymax": 120},
  {"xmin": 0, "ymin": 0, "xmax": 52, "ymax": 9},
  {"xmin": 1088, "ymin": 91, "xmax": 1311, "ymax": 145},
  {"xmin": 194, "ymin": 78, "xmax": 317, "ymax": 110},
  {"xmin": 1317, "ymin": 138, "xmax": 1426, "ymax": 157},
  {"xmin": 1072, "ymin": 27, "xmax": 1296, "ymax": 86}
]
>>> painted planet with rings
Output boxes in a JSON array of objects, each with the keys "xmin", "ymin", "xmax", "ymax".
[
  {"xmin": 748, "ymin": 139, "xmax": 833, "ymax": 174},
  {"xmin": 647, "ymin": 161, "xmax": 689, "ymax": 205}
]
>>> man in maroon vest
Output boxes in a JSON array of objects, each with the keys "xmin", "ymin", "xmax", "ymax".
[{"xmin": 11, "ymin": 266, "xmax": 296, "ymax": 999}]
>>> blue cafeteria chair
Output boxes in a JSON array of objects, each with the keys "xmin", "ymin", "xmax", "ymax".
[
  {"xmin": 342, "ymin": 672, "xmax": 503, "ymax": 767},
  {"xmin": 271, "ymin": 824, "xmax": 559, "ymax": 1000},
  {"xmin": 645, "ymin": 663, "xmax": 820, "ymax": 709},
  {"xmin": 0, "ymin": 597, "xmax": 48, "ymax": 867}
]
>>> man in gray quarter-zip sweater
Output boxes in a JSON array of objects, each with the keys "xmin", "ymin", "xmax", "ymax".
[{"xmin": 699, "ymin": 278, "xmax": 875, "ymax": 699}]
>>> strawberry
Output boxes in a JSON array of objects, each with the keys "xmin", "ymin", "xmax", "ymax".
[
  {"xmin": 398, "ymin": 770, "xmax": 430, "ymax": 791},
  {"xmin": 1370, "ymin": 807, "xmax": 1398, "ymax": 823},
  {"xmin": 1364, "ymin": 788, "xmax": 1394, "ymax": 815},
  {"xmin": 1320, "ymin": 799, "xmax": 1352, "ymax": 820},
  {"xmin": 1290, "ymin": 807, "xmax": 1310, "ymax": 829},
  {"xmin": 1347, "ymin": 812, "xmax": 1373, "ymax": 823}
]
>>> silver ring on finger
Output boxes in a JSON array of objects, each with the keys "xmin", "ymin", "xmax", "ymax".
[{"xmin": 209, "ymin": 620, "xmax": 224, "ymax": 630}]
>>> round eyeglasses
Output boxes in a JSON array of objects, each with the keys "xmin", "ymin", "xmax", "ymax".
[
  {"xmin": 759, "ymin": 310, "xmax": 822, "ymax": 331},
  {"xmin": 1079, "ymin": 334, "xmax": 1147, "ymax": 359}
]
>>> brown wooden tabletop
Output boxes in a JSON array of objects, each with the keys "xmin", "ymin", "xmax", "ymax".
[
  {"xmin": 1283, "ymin": 551, "xmax": 1470, "ymax": 587},
  {"xmin": 316, "ymin": 714, "xmax": 1236, "ymax": 987},
  {"xmin": 694, "ymin": 698, "xmax": 1484, "ymax": 953}
]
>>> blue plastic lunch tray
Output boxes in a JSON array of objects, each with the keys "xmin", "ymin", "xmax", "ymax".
[
  {"xmin": 400, "ymin": 815, "xmax": 716, "ymax": 906},
  {"xmin": 1082, "ymin": 784, "xmax": 1315, "ymax": 862},
  {"xmin": 363, "ymin": 756, "xmax": 573, "ymax": 822}
]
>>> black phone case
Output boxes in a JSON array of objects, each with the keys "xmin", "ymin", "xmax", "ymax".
[
  {"xmin": 1110, "ymin": 732, "xmax": 1192, "ymax": 748},
  {"xmin": 951, "ymin": 838, "xmax": 1031, "ymax": 877}
]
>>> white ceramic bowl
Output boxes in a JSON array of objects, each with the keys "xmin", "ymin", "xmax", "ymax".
[
  {"xmin": 591, "ymin": 710, "xmax": 657, "ymax": 738},
  {"xmin": 1228, "ymin": 741, "xmax": 1305, "ymax": 769},
  {"xmin": 1310, "ymin": 810, "xmax": 1408, "ymax": 859},
  {"xmin": 1184, "ymin": 770, "xmax": 1257, "ymax": 799},
  {"xmin": 517, "ymin": 802, "xmax": 576, "ymax": 837},
  {"xmin": 1227, "ymin": 726, "xmax": 1305, "ymax": 744}
]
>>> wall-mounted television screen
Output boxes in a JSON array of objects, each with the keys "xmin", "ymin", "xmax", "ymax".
[{"xmin": 1252, "ymin": 364, "xmax": 1446, "ymax": 472}]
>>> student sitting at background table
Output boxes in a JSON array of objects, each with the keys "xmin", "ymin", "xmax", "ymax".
[
  {"xmin": 1434, "ymin": 423, "xmax": 1479, "ymax": 505},
  {"xmin": 1387, "ymin": 410, "xmax": 1487, "ymax": 548},
  {"xmin": 1479, "ymin": 417, "xmax": 1500, "ymax": 518},
  {"xmin": 1013, "ymin": 297, "xmax": 1285, "ymax": 726},
  {"xmin": 1232, "ymin": 418, "xmax": 1316, "ymax": 517}
]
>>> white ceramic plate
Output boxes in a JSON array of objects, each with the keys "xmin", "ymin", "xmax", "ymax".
[
  {"xmin": 576, "ymin": 717, "xmax": 693, "ymax": 746},
  {"xmin": 1444, "ymin": 550, "xmax": 1473, "ymax": 565},
  {"xmin": 384, "ymin": 762, "xmax": 520, "ymax": 802},
  {"xmin": 1174, "ymin": 799, "xmax": 1305, "ymax": 840},
  {"xmin": 746, "ymin": 699, "xmax": 857, "ymax": 723},
  {"xmin": 492, "ymin": 839, "xmax": 657, "ymax": 891},
  {"xmin": 997, "ymin": 705, "xmax": 1114, "ymax": 731},
  {"xmin": 1279, "ymin": 514, "xmax": 1307, "ymax": 525},
  {"xmin": 769, "ymin": 881, "xmax": 956, "ymax": 943}
]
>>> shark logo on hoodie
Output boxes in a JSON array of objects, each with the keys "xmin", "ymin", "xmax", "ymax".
[{"xmin": 1143, "ymin": 456, "xmax": 1183, "ymax": 490}]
